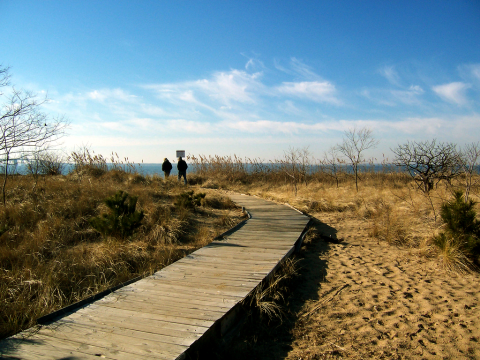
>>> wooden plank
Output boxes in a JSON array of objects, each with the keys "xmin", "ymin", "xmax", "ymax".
[
  {"xmin": 51, "ymin": 317, "xmax": 205, "ymax": 346},
  {"xmin": 84, "ymin": 303, "xmax": 216, "ymax": 328},
  {"xmin": 126, "ymin": 279, "xmax": 251, "ymax": 298},
  {"xmin": 191, "ymin": 247, "xmax": 290, "ymax": 260},
  {"xmin": 110, "ymin": 290, "xmax": 239, "ymax": 311},
  {"xmin": 68, "ymin": 304, "xmax": 212, "ymax": 333},
  {"xmin": 37, "ymin": 319, "xmax": 197, "ymax": 349},
  {"xmin": 4, "ymin": 332, "xmax": 168, "ymax": 360},
  {"xmin": 150, "ymin": 269, "xmax": 266, "ymax": 283},
  {"xmin": 97, "ymin": 294, "xmax": 228, "ymax": 316},
  {"xmin": 182, "ymin": 253, "xmax": 282, "ymax": 264},
  {"xmin": 161, "ymin": 262, "xmax": 268, "ymax": 278},
  {"xmin": 96, "ymin": 298, "xmax": 228, "ymax": 322}
]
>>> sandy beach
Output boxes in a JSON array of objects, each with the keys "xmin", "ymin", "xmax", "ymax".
[{"xmin": 287, "ymin": 212, "xmax": 480, "ymax": 359}]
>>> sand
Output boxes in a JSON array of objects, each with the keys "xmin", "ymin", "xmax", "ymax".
[{"xmin": 288, "ymin": 213, "xmax": 480, "ymax": 359}]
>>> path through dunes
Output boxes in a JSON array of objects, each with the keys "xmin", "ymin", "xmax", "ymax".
[{"xmin": 0, "ymin": 194, "xmax": 310, "ymax": 360}]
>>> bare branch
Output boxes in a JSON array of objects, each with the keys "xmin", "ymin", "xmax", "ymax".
[
  {"xmin": 458, "ymin": 142, "xmax": 480, "ymax": 202},
  {"xmin": 392, "ymin": 139, "xmax": 461, "ymax": 193},
  {"xmin": 337, "ymin": 127, "xmax": 378, "ymax": 191},
  {"xmin": 0, "ymin": 68, "xmax": 68, "ymax": 205},
  {"xmin": 0, "ymin": 65, "xmax": 11, "ymax": 90}
]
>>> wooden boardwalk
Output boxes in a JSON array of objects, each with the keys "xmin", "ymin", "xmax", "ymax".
[{"xmin": 0, "ymin": 194, "xmax": 310, "ymax": 360}]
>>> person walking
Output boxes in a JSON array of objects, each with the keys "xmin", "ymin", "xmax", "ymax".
[
  {"xmin": 162, "ymin": 158, "xmax": 172, "ymax": 178},
  {"xmin": 177, "ymin": 157, "xmax": 188, "ymax": 185}
]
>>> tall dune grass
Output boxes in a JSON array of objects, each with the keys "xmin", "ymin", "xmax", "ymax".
[
  {"xmin": 187, "ymin": 153, "xmax": 480, "ymax": 273},
  {"xmin": 0, "ymin": 163, "xmax": 243, "ymax": 339}
]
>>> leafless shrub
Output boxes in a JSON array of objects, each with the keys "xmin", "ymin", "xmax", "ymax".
[
  {"xmin": 459, "ymin": 142, "xmax": 480, "ymax": 202},
  {"xmin": 392, "ymin": 139, "xmax": 461, "ymax": 193}
]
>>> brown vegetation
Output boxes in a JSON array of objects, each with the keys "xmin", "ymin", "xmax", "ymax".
[{"xmin": 0, "ymin": 167, "xmax": 245, "ymax": 339}]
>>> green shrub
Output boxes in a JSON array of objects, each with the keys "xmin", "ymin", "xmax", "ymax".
[
  {"xmin": 90, "ymin": 190, "xmax": 144, "ymax": 238},
  {"xmin": 440, "ymin": 191, "xmax": 480, "ymax": 237},
  {"xmin": 434, "ymin": 191, "xmax": 480, "ymax": 267},
  {"xmin": 175, "ymin": 191, "xmax": 206, "ymax": 209}
]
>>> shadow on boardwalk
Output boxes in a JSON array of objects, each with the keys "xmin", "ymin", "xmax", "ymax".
[{"xmin": 192, "ymin": 218, "xmax": 337, "ymax": 360}]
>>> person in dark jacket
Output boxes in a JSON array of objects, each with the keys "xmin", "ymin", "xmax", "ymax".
[
  {"xmin": 162, "ymin": 158, "xmax": 172, "ymax": 178},
  {"xmin": 177, "ymin": 157, "xmax": 188, "ymax": 184}
]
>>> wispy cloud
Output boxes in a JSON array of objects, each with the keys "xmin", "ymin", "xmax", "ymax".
[
  {"xmin": 458, "ymin": 63, "xmax": 480, "ymax": 83},
  {"xmin": 87, "ymin": 88, "xmax": 137, "ymax": 103},
  {"xmin": 390, "ymin": 85, "xmax": 424, "ymax": 105},
  {"xmin": 359, "ymin": 84, "xmax": 424, "ymax": 106},
  {"xmin": 244, "ymin": 57, "xmax": 265, "ymax": 71},
  {"xmin": 145, "ymin": 69, "xmax": 264, "ymax": 108},
  {"xmin": 379, "ymin": 65, "xmax": 401, "ymax": 86},
  {"xmin": 432, "ymin": 82, "xmax": 471, "ymax": 105},
  {"xmin": 274, "ymin": 57, "xmax": 322, "ymax": 81},
  {"xmin": 276, "ymin": 81, "xmax": 340, "ymax": 104}
]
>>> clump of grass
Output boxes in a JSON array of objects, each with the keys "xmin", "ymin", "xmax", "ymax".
[
  {"xmin": 303, "ymin": 198, "xmax": 356, "ymax": 213},
  {"xmin": 201, "ymin": 193, "xmax": 236, "ymax": 209},
  {"xmin": 434, "ymin": 234, "xmax": 474, "ymax": 273},
  {"xmin": 195, "ymin": 226, "xmax": 213, "ymax": 247},
  {"xmin": 366, "ymin": 197, "xmax": 413, "ymax": 246},
  {"xmin": 214, "ymin": 211, "xmax": 237, "ymax": 228},
  {"xmin": 242, "ymin": 258, "xmax": 299, "ymax": 322}
]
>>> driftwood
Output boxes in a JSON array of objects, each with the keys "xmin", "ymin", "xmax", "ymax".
[{"xmin": 301, "ymin": 283, "xmax": 350, "ymax": 318}]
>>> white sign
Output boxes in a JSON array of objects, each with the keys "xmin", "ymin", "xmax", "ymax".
[{"xmin": 176, "ymin": 150, "xmax": 185, "ymax": 158}]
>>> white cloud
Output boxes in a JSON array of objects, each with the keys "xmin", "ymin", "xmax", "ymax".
[
  {"xmin": 390, "ymin": 85, "xmax": 424, "ymax": 104},
  {"xmin": 100, "ymin": 121, "xmax": 131, "ymax": 133},
  {"xmin": 276, "ymin": 81, "xmax": 340, "ymax": 104},
  {"xmin": 432, "ymin": 82, "xmax": 471, "ymax": 105},
  {"xmin": 195, "ymin": 70, "xmax": 262, "ymax": 104},
  {"xmin": 274, "ymin": 57, "xmax": 321, "ymax": 81},
  {"xmin": 278, "ymin": 100, "xmax": 303, "ymax": 115},
  {"xmin": 166, "ymin": 119, "xmax": 213, "ymax": 134},
  {"xmin": 458, "ymin": 63, "xmax": 480, "ymax": 83},
  {"xmin": 146, "ymin": 69, "xmax": 264, "ymax": 108},
  {"xmin": 244, "ymin": 57, "xmax": 265, "ymax": 71},
  {"xmin": 470, "ymin": 64, "xmax": 480, "ymax": 81},
  {"xmin": 87, "ymin": 88, "xmax": 137, "ymax": 103},
  {"xmin": 379, "ymin": 65, "xmax": 401, "ymax": 86},
  {"xmin": 223, "ymin": 120, "xmax": 309, "ymax": 134}
]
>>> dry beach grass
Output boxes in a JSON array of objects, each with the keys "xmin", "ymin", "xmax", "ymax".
[{"xmin": 0, "ymin": 169, "xmax": 245, "ymax": 339}]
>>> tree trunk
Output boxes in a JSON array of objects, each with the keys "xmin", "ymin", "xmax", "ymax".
[
  {"xmin": 354, "ymin": 165, "xmax": 358, "ymax": 192},
  {"xmin": 2, "ymin": 154, "xmax": 9, "ymax": 206}
]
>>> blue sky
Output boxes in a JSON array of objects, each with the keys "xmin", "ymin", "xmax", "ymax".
[{"xmin": 1, "ymin": 0, "xmax": 480, "ymax": 162}]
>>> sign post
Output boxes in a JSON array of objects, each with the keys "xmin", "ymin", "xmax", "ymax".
[{"xmin": 176, "ymin": 150, "xmax": 185, "ymax": 158}]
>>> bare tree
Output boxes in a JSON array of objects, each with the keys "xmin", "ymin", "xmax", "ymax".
[
  {"xmin": 0, "ymin": 66, "xmax": 67, "ymax": 205},
  {"xmin": 392, "ymin": 139, "xmax": 461, "ymax": 194},
  {"xmin": 337, "ymin": 127, "xmax": 378, "ymax": 192},
  {"xmin": 280, "ymin": 147, "xmax": 301, "ymax": 196},
  {"xmin": 459, "ymin": 142, "xmax": 480, "ymax": 202},
  {"xmin": 298, "ymin": 146, "xmax": 313, "ymax": 187},
  {"xmin": 322, "ymin": 146, "xmax": 343, "ymax": 188}
]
